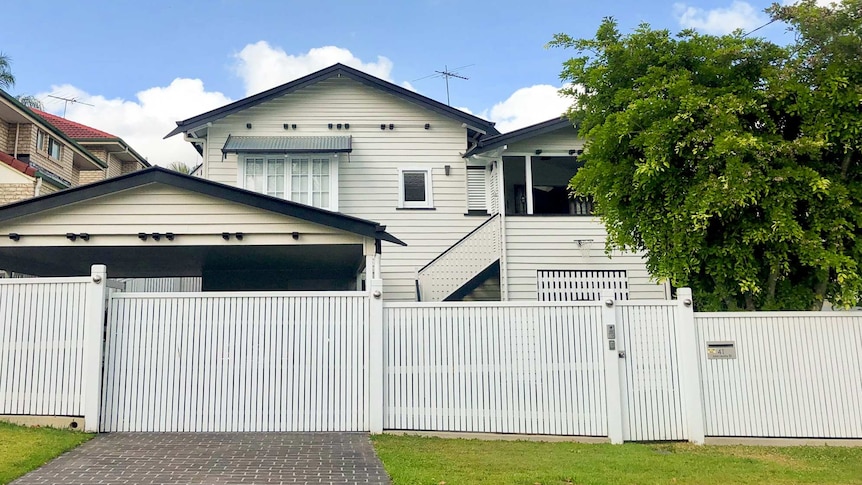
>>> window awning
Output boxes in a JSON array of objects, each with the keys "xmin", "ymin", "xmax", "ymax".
[{"xmin": 222, "ymin": 135, "xmax": 352, "ymax": 154}]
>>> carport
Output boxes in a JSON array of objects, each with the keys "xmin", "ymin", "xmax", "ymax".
[{"xmin": 0, "ymin": 166, "xmax": 404, "ymax": 290}]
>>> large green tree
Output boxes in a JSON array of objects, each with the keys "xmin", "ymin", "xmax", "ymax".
[{"xmin": 549, "ymin": 0, "xmax": 862, "ymax": 310}]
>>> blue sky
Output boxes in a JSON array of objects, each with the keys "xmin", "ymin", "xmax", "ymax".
[{"xmin": 2, "ymin": 0, "xmax": 796, "ymax": 165}]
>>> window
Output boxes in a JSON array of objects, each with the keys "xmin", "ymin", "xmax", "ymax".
[
  {"xmin": 36, "ymin": 129, "xmax": 62, "ymax": 160},
  {"xmin": 466, "ymin": 166, "xmax": 487, "ymax": 213},
  {"xmin": 398, "ymin": 168, "xmax": 433, "ymax": 208},
  {"xmin": 242, "ymin": 155, "xmax": 336, "ymax": 210},
  {"xmin": 537, "ymin": 270, "xmax": 629, "ymax": 301}
]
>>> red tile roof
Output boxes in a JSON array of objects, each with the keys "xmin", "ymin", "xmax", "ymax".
[
  {"xmin": 32, "ymin": 109, "xmax": 117, "ymax": 139},
  {"xmin": 0, "ymin": 151, "xmax": 36, "ymax": 177}
]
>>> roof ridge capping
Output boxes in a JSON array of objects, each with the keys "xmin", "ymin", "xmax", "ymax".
[{"xmin": 165, "ymin": 63, "xmax": 498, "ymax": 139}]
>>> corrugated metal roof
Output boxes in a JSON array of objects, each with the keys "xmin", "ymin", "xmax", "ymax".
[{"xmin": 221, "ymin": 135, "xmax": 352, "ymax": 154}]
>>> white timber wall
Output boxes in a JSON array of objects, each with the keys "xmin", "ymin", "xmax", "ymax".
[
  {"xmin": 101, "ymin": 292, "xmax": 370, "ymax": 432},
  {"xmin": 505, "ymin": 217, "xmax": 667, "ymax": 301},
  {"xmin": 0, "ymin": 277, "xmax": 89, "ymax": 417},
  {"xmin": 120, "ymin": 277, "xmax": 202, "ymax": 292},
  {"xmin": 503, "ymin": 127, "xmax": 583, "ymax": 154},
  {"xmin": 695, "ymin": 312, "xmax": 862, "ymax": 439},
  {"xmin": 383, "ymin": 301, "xmax": 609, "ymax": 436},
  {"xmin": 204, "ymin": 77, "xmax": 488, "ymax": 301}
]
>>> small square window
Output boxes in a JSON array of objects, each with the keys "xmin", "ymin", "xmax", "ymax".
[{"xmin": 399, "ymin": 169, "xmax": 433, "ymax": 208}]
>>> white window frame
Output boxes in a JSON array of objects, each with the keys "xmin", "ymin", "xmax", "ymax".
[
  {"xmin": 238, "ymin": 153, "xmax": 339, "ymax": 211},
  {"xmin": 398, "ymin": 168, "xmax": 434, "ymax": 209}
]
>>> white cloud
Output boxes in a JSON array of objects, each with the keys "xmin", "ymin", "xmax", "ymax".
[
  {"xmin": 233, "ymin": 43, "xmax": 394, "ymax": 96},
  {"xmin": 674, "ymin": 1, "xmax": 767, "ymax": 35},
  {"xmin": 481, "ymin": 84, "xmax": 572, "ymax": 133},
  {"xmin": 38, "ymin": 79, "xmax": 232, "ymax": 166}
]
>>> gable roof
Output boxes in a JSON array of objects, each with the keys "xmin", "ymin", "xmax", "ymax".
[
  {"xmin": 0, "ymin": 90, "xmax": 107, "ymax": 169},
  {"xmin": 0, "ymin": 166, "xmax": 405, "ymax": 246},
  {"xmin": 165, "ymin": 63, "xmax": 499, "ymax": 139},
  {"xmin": 465, "ymin": 117, "xmax": 577, "ymax": 157},
  {"xmin": 0, "ymin": 152, "xmax": 37, "ymax": 177}
]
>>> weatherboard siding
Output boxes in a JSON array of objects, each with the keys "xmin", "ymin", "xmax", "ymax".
[
  {"xmin": 0, "ymin": 184, "xmax": 359, "ymax": 245},
  {"xmin": 203, "ymin": 77, "xmax": 484, "ymax": 301},
  {"xmin": 504, "ymin": 217, "xmax": 667, "ymax": 300},
  {"xmin": 504, "ymin": 127, "xmax": 583, "ymax": 154}
]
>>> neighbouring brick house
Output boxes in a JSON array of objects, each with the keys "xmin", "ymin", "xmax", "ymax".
[
  {"xmin": 0, "ymin": 89, "xmax": 149, "ymax": 207},
  {"xmin": 33, "ymin": 109, "xmax": 149, "ymax": 184}
]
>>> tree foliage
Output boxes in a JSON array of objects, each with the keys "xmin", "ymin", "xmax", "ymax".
[
  {"xmin": 549, "ymin": 0, "xmax": 862, "ymax": 310},
  {"xmin": 0, "ymin": 53, "xmax": 15, "ymax": 89},
  {"xmin": 167, "ymin": 162, "xmax": 192, "ymax": 174}
]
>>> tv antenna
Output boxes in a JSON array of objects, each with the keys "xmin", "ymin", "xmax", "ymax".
[
  {"xmin": 413, "ymin": 64, "xmax": 472, "ymax": 106},
  {"xmin": 46, "ymin": 95, "xmax": 94, "ymax": 117}
]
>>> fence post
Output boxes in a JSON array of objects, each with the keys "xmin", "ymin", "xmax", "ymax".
[
  {"xmin": 82, "ymin": 264, "xmax": 107, "ymax": 433},
  {"xmin": 601, "ymin": 290, "xmax": 624, "ymax": 444},
  {"xmin": 368, "ymin": 278, "xmax": 385, "ymax": 434},
  {"xmin": 675, "ymin": 287, "xmax": 705, "ymax": 445}
]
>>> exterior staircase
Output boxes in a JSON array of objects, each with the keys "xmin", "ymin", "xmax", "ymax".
[{"xmin": 416, "ymin": 214, "xmax": 501, "ymax": 301}]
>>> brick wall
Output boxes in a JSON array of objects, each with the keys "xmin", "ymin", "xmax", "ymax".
[
  {"xmin": 78, "ymin": 169, "xmax": 105, "ymax": 185},
  {"xmin": 0, "ymin": 182, "xmax": 36, "ymax": 206}
]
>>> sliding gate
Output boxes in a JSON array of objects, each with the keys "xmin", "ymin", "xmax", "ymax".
[{"xmin": 100, "ymin": 292, "xmax": 370, "ymax": 432}]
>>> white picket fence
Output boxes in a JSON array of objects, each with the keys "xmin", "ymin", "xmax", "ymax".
[
  {"xmin": 2, "ymin": 267, "xmax": 862, "ymax": 443},
  {"xmin": 383, "ymin": 302, "xmax": 608, "ymax": 436},
  {"xmin": 0, "ymin": 278, "xmax": 91, "ymax": 417},
  {"xmin": 696, "ymin": 312, "xmax": 862, "ymax": 439},
  {"xmin": 101, "ymin": 292, "xmax": 370, "ymax": 432}
]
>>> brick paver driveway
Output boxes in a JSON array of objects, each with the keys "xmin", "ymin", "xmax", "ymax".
[{"xmin": 14, "ymin": 432, "xmax": 390, "ymax": 485}]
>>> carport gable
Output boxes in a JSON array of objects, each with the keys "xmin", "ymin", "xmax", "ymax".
[{"xmin": 0, "ymin": 166, "xmax": 403, "ymax": 279}]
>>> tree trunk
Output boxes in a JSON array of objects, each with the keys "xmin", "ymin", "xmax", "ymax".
[
  {"xmin": 765, "ymin": 265, "xmax": 779, "ymax": 307},
  {"xmin": 811, "ymin": 272, "xmax": 829, "ymax": 311}
]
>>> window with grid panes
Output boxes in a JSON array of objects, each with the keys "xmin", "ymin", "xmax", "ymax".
[{"xmin": 243, "ymin": 155, "xmax": 335, "ymax": 210}]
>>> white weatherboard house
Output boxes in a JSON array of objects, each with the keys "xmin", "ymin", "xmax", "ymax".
[
  {"xmin": 163, "ymin": 63, "xmax": 666, "ymax": 301},
  {"xmin": 0, "ymin": 63, "xmax": 665, "ymax": 301}
]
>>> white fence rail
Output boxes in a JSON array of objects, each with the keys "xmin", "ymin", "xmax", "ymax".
[
  {"xmin": 695, "ymin": 312, "xmax": 862, "ymax": 439},
  {"xmin": 384, "ymin": 302, "xmax": 609, "ymax": 436},
  {"xmin": 117, "ymin": 277, "xmax": 202, "ymax": 293},
  {"xmin": 101, "ymin": 292, "xmax": 370, "ymax": 432},
  {"xmin": 0, "ymin": 278, "xmax": 90, "ymax": 417}
]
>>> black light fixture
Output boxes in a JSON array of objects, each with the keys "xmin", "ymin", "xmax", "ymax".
[
  {"xmin": 568, "ymin": 149, "xmax": 577, "ymax": 155},
  {"xmin": 283, "ymin": 123, "xmax": 290, "ymax": 130},
  {"xmin": 138, "ymin": 233, "xmax": 148, "ymax": 241},
  {"xmin": 328, "ymin": 123, "xmax": 333, "ymax": 129},
  {"xmin": 380, "ymin": 124, "xmax": 386, "ymax": 130},
  {"xmin": 336, "ymin": 123, "xmax": 342, "ymax": 130},
  {"xmin": 424, "ymin": 123, "xmax": 430, "ymax": 130},
  {"xmin": 235, "ymin": 232, "xmax": 244, "ymax": 240},
  {"xmin": 8, "ymin": 233, "xmax": 20, "ymax": 241},
  {"xmin": 66, "ymin": 233, "xmax": 77, "ymax": 241},
  {"xmin": 535, "ymin": 149, "xmax": 543, "ymax": 155},
  {"xmin": 246, "ymin": 123, "xmax": 252, "ymax": 129},
  {"xmin": 222, "ymin": 232, "xmax": 230, "ymax": 240},
  {"xmin": 389, "ymin": 123, "xmax": 394, "ymax": 130},
  {"xmin": 344, "ymin": 123, "xmax": 350, "ymax": 129},
  {"xmin": 79, "ymin": 233, "xmax": 90, "ymax": 241},
  {"xmin": 151, "ymin": 233, "xmax": 161, "ymax": 241},
  {"xmin": 444, "ymin": 165, "xmax": 451, "ymax": 176},
  {"xmin": 291, "ymin": 124, "xmax": 297, "ymax": 129},
  {"xmin": 291, "ymin": 232, "xmax": 300, "ymax": 240},
  {"xmin": 165, "ymin": 232, "xmax": 175, "ymax": 241}
]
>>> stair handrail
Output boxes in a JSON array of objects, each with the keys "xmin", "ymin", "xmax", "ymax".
[{"xmin": 416, "ymin": 213, "xmax": 501, "ymax": 274}]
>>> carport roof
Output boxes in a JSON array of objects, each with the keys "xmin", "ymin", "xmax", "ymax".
[{"xmin": 0, "ymin": 166, "xmax": 405, "ymax": 246}]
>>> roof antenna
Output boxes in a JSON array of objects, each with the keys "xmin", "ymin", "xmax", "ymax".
[
  {"xmin": 46, "ymin": 95, "xmax": 94, "ymax": 117},
  {"xmin": 413, "ymin": 64, "xmax": 473, "ymax": 106}
]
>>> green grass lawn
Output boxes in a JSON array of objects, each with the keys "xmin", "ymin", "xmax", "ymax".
[
  {"xmin": 0, "ymin": 421, "xmax": 93, "ymax": 485},
  {"xmin": 372, "ymin": 434, "xmax": 862, "ymax": 485}
]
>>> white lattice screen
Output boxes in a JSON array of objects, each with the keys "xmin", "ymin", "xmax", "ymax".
[{"xmin": 537, "ymin": 270, "xmax": 629, "ymax": 301}]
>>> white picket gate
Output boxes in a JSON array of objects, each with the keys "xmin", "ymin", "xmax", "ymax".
[
  {"xmin": 100, "ymin": 292, "xmax": 370, "ymax": 432},
  {"xmin": 383, "ymin": 302, "xmax": 609, "ymax": 436},
  {"xmin": 616, "ymin": 301, "xmax": 687, "ymax": 441}
]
